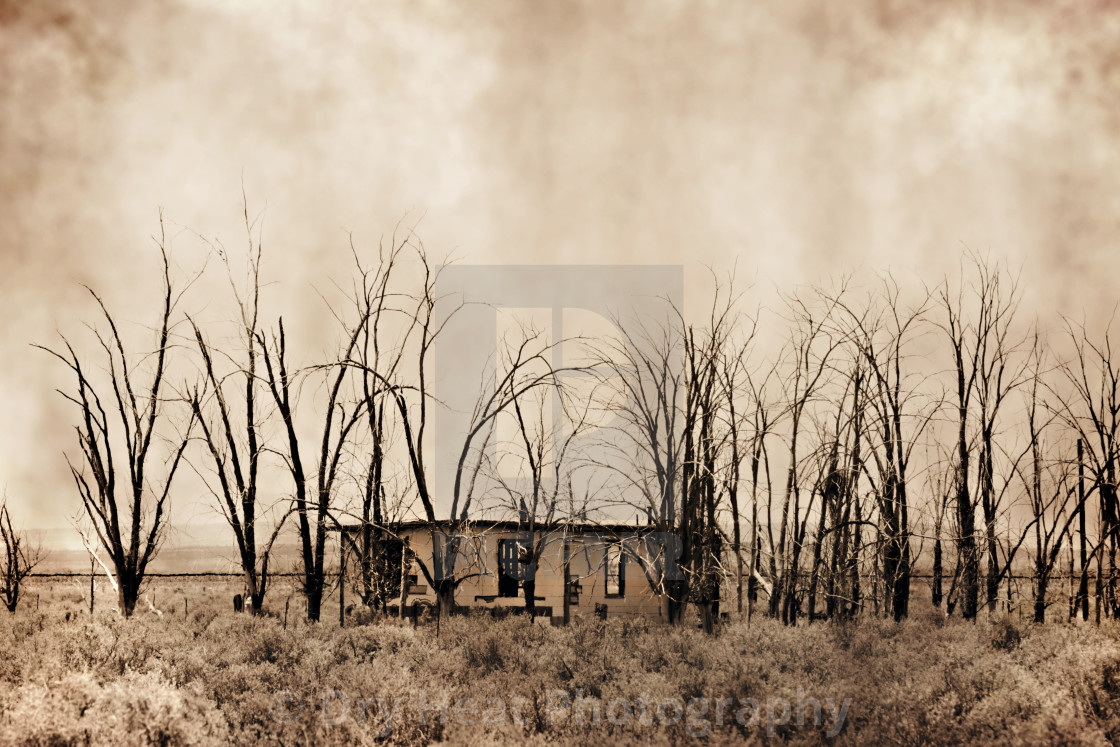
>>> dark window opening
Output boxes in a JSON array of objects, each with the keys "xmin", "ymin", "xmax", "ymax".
[
  {"xmin": 567, "ymin": 574, "xmax": 581, "ymax": 606},
  {"xmin": 497, "ymin": 539, "xmax": 524, "ymax": 597}
]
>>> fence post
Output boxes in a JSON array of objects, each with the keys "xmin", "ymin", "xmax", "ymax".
[{"xmin": 339, "ymin": 537, "xmax": 346, "ymax": 629}]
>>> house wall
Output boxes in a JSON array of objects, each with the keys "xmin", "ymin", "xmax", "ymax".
[{"xmin": 397, "ymin": 526, "xmax": 664, "ymax": 622}]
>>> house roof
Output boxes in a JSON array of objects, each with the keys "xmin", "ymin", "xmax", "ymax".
[{"xmin": 331, "ymin": 518, "xmax": 654, "ymax": 535}]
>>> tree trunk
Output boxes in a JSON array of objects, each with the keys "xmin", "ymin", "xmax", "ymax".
[
  {"xmin": 892, "ymin": 538, "xmax": 911, "ymax": 622},
  {"xmin": 958, "ymin": 486, "xmax": 979, "ymax": 620},
  {"xmin": 435, "ymin": 579, "xmax": 456, "ymax": 620},
  {"xmin": 1079, "ymin": 440, "xmax": 1090, "ymax": 621},
  {"xmin": 733, "ymin": 497, "xmax": 743, "ymax": 617},
  {"xmin": 699, "ymin": 600, "xmax": 715, "ymax": 634},
  {"xmin": 985, "ymin": 521, "xmax": 1000, "ymax": 614},
  {"xmin": 524, "ymin": 578, "xmax": 537, "ymax": 621},
  {"xmin": 522, "ymin": 534, "xmax": 539, "ymax": 621},
  {"xmin": 361, "ymin": 524, "xmax": 373, "ymax": 607},
  {"xmin": 399, "ymin": 540, "xmax": 410, "ymax": 620},
  {"xmin": 1105, "ymin": 468, "xmax": 1119, "ymax": 617},
  {"xmin": 666, "ymin": 580, "xmax": 686, "ymax": 625},
  {"xmin": 807, "ymin": 535, "xmax": 824, "ymax": 624},
  {"xmin": 306, "ymin": 575, "xmax": 323, "ymax": 622},
  {"xmin": 981, "ymin": 436, "xmax": 1000, "ymax": 615},
  {"xmin": 848, "ymin": 495, "xmax": 863, "ymax": 618},
  {"xmin": 1035, "ymin": 572, "xmax": 1048, "ymax": 623},
  {"xmin": 932, "ymin": 537, "xmax": 943, "ymax": 608},
  {"xmin": 956, "ymin": 348, "xmax": 979, "ymax": 620},
  {"xmin": 118, "ymin": 579, "xmax": 139, "ymax": 617},
  {"xmin": 242, "ymin": 569, "xmax": 264, "ymax": 615},
  {"xmin": 747, "ymin": 532, "xmax": 759, "ymax": 624},
  {"xmin": 562, "ymin": 536, "xmax": 570, "ymax": 626},
  {"xmin": 1096, "ymin": 540, "xmax": 1104, "ymax": 625},
  {"xmin": 882, "ymin": 537, "xmax": 899, "ymax": 620}
]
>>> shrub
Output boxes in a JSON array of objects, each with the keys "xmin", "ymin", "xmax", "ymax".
[
  {"xmin": 5, "ymin": 590, "xmax": 1120, "ymax": 744},
  {"xmin": 463, "ymin": 631, "xmax": 506, "ymax": 675},
  {"xmin": 989, "ymin": 615, "xmax": 1022, "ymax": 651},
  {"xmin": 0, "ymin": 670, "xmax": 229, "ymax": 746}
]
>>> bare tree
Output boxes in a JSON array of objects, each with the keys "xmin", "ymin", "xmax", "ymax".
[
  {"xmin": 679, "ymin": 293, "xmax": 743, "ymax": 633},
  {"xmin": 925, "ymin": 444, "xmax": 956, "ymax": 610},
  {"xmin": 938, "ymin": 254, "xmax": 1027, "ymax": 619},
  {"xmin": 321, "ymin": 239, "xmax": 562, "ymax": 620},
  {"xmin": 1056, "ymin": 316, "xmax": 1120, "ymax": 621},
  {"xmin": 344, "ymin": 235, "xmax": 413, "ymax": 612},
  {"xmin": 187, "ymin": 205, "xmax": 291, "ymax": 615},
  {"xmin": 834, "ymin": 276, "xmax": 939, "ymax": 621},
  {"xmin": 484, "ymin": 361, "xmax": 601, "ymax": 620},
  {"xmin": 426, "ymin": 326, "xmax": 561, "ymax": 616},
  {"xmin": 742, "ymin": 365, "xmax": 779, "ymax": 625},
  {"xmin": 0, "ymin": 498, "xmax": 42, "ymax": 613},
  {"xmin": 328, "ymin": 236, "xmax": 470, "ymax": 620},
  {"xmin": 1018, "ymin": 334, "xmax": 1085, "ymax": 622},
  {"xmin": 719, "ymin": 314, "xmax": 760, "ymax": 618},
  {"xmin": 771, "ymin": 284, "xmax": 849, "ymax": 625},
  {"xmin": 39, "ymin": 227, "xmax": 195, "ymax": 616},
  {"xmin": 258, "ymin": 312, "xmax": 366, "ymax": 622},
  {"xmin": 589, "ymin": 305, "xmax": 686, "ymax": 621},
  {"xmin": 799, "ymin": 360, "xmax": 863, "ymax": 624},
  {"xmin": 589, "ymin": 276, "xmax": 749, "ymax": 632}
]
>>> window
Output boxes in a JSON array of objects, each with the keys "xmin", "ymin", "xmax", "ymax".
[
  {"xmin": 497, "ymin": 539, "xmax": 524, "ymax": 597},
  {"xmin": 605, "ymin": 542, "xmax": 625, "ymax": 597}
]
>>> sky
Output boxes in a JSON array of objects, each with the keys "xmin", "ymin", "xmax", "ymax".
[{"xmin": 2, "ymin": 0, "xmax": 1119, "ymax": 545}]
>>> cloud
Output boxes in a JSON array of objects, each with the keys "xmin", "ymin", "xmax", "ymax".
[{"xmin": 1, "ymin": 0, "xmax": 1118, "ymax": 531}]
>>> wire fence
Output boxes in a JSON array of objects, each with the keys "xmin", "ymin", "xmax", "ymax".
[{"xmin": 28, "ymin": 572, "xmax": 304, "ymax": 579}]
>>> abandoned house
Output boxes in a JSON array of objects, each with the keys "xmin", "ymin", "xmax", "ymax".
[{"xmin": 335, "ymin": 520, "xmax": 676, "ymax": 624}]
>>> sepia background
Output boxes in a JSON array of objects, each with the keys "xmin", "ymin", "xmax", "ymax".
[{"xmin": 1, "ymin": 0, "xmax": 1119, "ymax": 545}]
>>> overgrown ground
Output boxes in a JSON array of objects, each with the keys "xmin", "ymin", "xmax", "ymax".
[{"xmin": 1, "ymin": 581, "xmax": 1118, "ymax": 745}]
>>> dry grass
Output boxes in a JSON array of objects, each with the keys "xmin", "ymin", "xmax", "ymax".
[{"xmin": 0, "ymin": 581, "xmax": 1118, "ymax": 745}]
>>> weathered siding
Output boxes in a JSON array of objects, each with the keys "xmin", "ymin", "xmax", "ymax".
[{"xmin": 396, "ymin": 526, "xmax": 664, "ymax": 622}]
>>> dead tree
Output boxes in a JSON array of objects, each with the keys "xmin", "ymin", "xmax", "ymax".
[
  {"xmin": 187, "ymin": 204, "xmax": 290, "ymax": 615},
  {"xmin": 330, "ymin": 237, "xmax": 472, "ymax": 621},
  {"xmin": 0, "ymin": 500, "xmax": 42, "ymax": 612},
  {"xmin": 259, "ymin": 314, "xmax": 365, "ymax": 622},
  {"xmin": 440, "ymin": 328, "xmax": 561, "ymax": 617},
  {"xmin": 802, "ymin": 366, "xmax": 861, "ymax": 625},
  {"xmin": 370, "ymin": 242, "xmax": 460, "ymax": 619},
  {"xmin": 589, "ymin": 276, "xmax": 748, "ymax": 632},
  {"xmin": 343, "ymin": 233, "xmax": 420, "ymax": 612},
  {"xmin": 39, "ymin": 231, "xmax": 194, "ymax": 616},
  {"xmin": 1057, "ymin": 316, "xmax": 1120, "ymax": 620},
  {"xmin": 1019, "ymin": 335, "xmax": 1085, "ymax": 622},
  {"xmin": 318, "ymin": 238, "xmax": 562, "ymax": 620},
  {"xmin": 938, "ymin": 254, "xmax": 1027, "ymax": 619},
  {"xmin": 834, "ymin": 276, "xmax": 939, "ymax": 621},
  {"xmin": 675, "ymin": 315, "xmax": 724, "ymax": 633},
  {"xmin": 926, "ymin": 446, "xmax": 955, "ymax": 610},
  {"xmin": 589, "ymin": 304, "xmax": 686, "ymax": 621},
  {"xmin": 486, "ymin": 357, "xmax": 601, "ymax": 621},
  {"xmin": 772, "ymin": 284, "xmax": 849, "ymax": 625},
  {"xmin": 743, "ymin": 367, "xmax": 779, "ymax": 625},
  {"xmin": 719, "ymin": 317, "xmax": 760, "ymax": 618}
]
